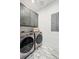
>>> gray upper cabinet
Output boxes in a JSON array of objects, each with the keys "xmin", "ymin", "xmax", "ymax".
[
  {"xmin": 51, "ymin": 12, "xmax": 59, "ymax": 32},
  {"xmin": 20, "ymin": 3, "xmax": 38, "ymax": 27}
]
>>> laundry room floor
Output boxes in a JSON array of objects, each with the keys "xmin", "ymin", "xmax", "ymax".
[{"xmin": 27, "ymin": 45, "xmax": 58, "ymax": 59}]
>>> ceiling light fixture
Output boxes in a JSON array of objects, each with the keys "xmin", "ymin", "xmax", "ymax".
[{"xmin": 32, "ymin": 0, "xmax": 35, "ymax": 3}]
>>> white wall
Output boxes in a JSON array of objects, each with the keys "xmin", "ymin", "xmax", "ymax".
[{"xmin": 38, "ymin": 0, "xmax": 59, "ymax": 56}]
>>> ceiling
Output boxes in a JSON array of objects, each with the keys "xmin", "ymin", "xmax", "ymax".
[{"xmin": 20, "ymin": 0, "xmax": 57, "ymax": 12}]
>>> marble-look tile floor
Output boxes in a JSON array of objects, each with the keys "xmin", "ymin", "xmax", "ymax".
[{"xmin": 27, "ymin": 45, "xmax": 58, "ymax": 59}]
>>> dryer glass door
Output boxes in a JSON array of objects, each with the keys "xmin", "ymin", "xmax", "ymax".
[{"xmin": 36, "ymin": 34, "xmax": 42, "ymax": 44}]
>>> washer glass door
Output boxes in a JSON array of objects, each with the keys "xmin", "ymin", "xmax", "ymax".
[{"xmin": 20, "ymin": 37, "xmax": 34, "ymax": 53}]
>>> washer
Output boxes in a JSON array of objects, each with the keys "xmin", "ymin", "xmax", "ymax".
[{"xmin": 20, "ymin": 31, "xmax": 35, "ymax": 59}]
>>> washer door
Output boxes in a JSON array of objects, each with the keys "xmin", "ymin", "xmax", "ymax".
[
  {"xmin": 20, "ymin": 37, "xmax": 34, "ymax": 53},
  {"xmin": 36, "ymin": 34, "xmax": 42, "ymax": 44}
]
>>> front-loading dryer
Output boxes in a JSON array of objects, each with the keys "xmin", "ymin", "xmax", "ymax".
[
  {"xmin": 20, "ymin": 31, "xmax": 35, "ymax": 59},
  {"xmin": 35, "ymin": 31, "xmax": 43, "ymax": 49},
  {"xmin": 33, "ymin": 28, "xmax": 43, "ymax": 49}
]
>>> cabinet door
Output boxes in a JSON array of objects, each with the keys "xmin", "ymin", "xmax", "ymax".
[
  {"xmin": 51, "ymin": 12, "xmax": 59, "ymax": 31},
  {"xmin": 20, "ymin": 3, "xmax": 30, "ymax": 26},
  {"xmin": 30, "ymin": 11, "xmax": 38, "ymax": 27},
  {"xmin": 30, "ymin": 11, "xmax": 35, "ymax": 26},
  {"xmin": 24, "ymin": 7, "xmax": 30, "ymax": 26},
  {"xmin": 56, "ymin": 13, "xmax": 59, "ymax": 31},
  {"xmin": 51, "ymin": 13, "xmax": 57, "ymax": 31},
  {"xmin": 34, "ymin": 13, "xmax": 38, "ymax": 27}
]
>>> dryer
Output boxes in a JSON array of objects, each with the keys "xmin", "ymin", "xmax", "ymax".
[
  {"xmin": 33, "ymin": 28, "xmax": 43, "ymax": 49},
  {"xmin": 35, "ymin": 31, "xmax": 43, "ymax": 49},
  {"xmin": 20, "ymin": 31, "xmax": 35, "ymax": 59}
]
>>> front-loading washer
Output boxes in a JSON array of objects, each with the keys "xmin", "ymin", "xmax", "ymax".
[{"xmin": 20, "ymin": 31, "xmax": 35, "ymax": 59}]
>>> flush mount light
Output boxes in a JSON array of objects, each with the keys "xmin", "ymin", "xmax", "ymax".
[{"xmin": 32, "ymin": 0, "xmax": 35, "ymax": 3}]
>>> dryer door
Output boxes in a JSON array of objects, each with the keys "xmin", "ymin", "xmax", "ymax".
[
  {"xmin": 20, "ymin": 37, "xmax": 34, "ymax": 53},
  {"xmin": 36, "ymin": 34, "xmax": 42, "ymax": 44}
]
